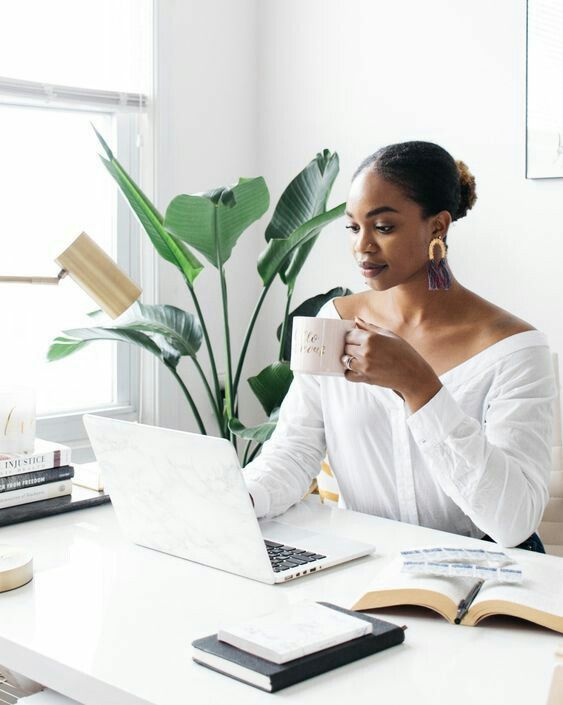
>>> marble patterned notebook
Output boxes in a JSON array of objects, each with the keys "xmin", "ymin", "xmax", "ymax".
[{"xmin": 217, "ymin": 600, "xmax": 372, "ymax": 664}]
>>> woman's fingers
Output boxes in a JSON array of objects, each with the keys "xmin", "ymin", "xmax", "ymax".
[
  {"xmin": 343, "ymin": 362, "xmax": 363, "ymax": 381},
  {"xmin": 345, "ymin": 329, "xmax": 365, "ymax": 345},
  {"xmin": 343, "ymin": 343, "xmax": 361, "ymax": 357}
]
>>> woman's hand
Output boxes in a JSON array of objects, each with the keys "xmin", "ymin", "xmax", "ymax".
[{"xmin": 342, "ymin": 317, "xmax": 442, "ymax": 413}]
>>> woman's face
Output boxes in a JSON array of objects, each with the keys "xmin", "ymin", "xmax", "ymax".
[{"xmin": 345, "ymin": 169, "xmax": 450, "ymax": 291}]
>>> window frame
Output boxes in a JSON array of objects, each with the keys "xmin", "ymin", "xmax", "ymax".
[{"xmin": 0, "ymin": 90, "xmax": 148, "ymax": 453}]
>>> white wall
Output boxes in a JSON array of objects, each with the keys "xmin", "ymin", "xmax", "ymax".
[
  {"xmin": 255, "ymin": 0, "xmax": 563, "ymax": 373},
  {"xmin": 156, "ymin": 0, "xmax": 563, "ymax": 431},
  {"xmin": 155, "ymin": 0, "xmax": 263, "ymax": 434}
]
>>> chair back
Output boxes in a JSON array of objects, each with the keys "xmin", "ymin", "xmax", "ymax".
[{"xmin": 540, "ymin": 353, "xmax": 563, "ymax": 556}]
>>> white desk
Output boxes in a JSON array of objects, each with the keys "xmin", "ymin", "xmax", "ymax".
[{"xmin": 0, "ymin": 497, "xmax": 561, "ymax": 704}]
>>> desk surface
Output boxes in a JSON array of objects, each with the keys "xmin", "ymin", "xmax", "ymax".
[{"xmin": 0, "ymin": 497, "xmax": 561, "ymax": 705}]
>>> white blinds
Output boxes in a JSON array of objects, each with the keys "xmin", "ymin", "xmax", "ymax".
[
  {"xmin": 0, "ymin": 0, "xmax": 152, "ymax": 99},
  {"xmin": 0, "ymin": 76, "xmax": 147, "ymax": 110}
]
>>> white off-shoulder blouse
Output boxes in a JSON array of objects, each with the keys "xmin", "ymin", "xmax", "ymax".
[{"xmin": 244, "ymin": 300, "xmax": 557, "ymax": 547}]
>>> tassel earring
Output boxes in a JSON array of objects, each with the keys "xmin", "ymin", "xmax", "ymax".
[{"xmin": 427, "ymin": 237, "xmax": 452, "ymax": 290}]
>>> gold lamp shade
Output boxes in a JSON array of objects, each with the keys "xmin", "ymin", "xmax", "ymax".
[{"xmin": 55, "ymin": 232, "xmax": 141, "ymax": 319}]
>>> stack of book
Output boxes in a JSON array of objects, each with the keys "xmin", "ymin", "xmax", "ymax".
[
  {"xmin": 0, "ymin": 439, "xmax": 73, "ymax": 512},
  {"xmin": 192, "ymin": 601, "xmax": 405, "ymax": 692}
]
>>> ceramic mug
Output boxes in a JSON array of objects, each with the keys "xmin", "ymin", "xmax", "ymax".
[{"xmin": 290, "ymin": 316, "xmax": 355, "ymax": 376}]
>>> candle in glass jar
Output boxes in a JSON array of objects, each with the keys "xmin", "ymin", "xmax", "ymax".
[{"xmin": 0, "ymin": 388, "xmax": 36, "ymax": 455}]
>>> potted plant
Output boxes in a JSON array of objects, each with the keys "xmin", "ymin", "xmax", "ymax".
[{"xmin": 48, "ymin": 129, "xmax": 350, "ymax": 465}]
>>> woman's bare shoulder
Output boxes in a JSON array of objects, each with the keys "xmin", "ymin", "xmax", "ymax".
[
  {"xmin": 447, "ymin": 297, "xmax": 536, "ymax": 364},
  {"xmin": 468, "ymin": 295, "xmax": 536, "ymax": 343},
  {"xmin": 490, "ymin": 313, "xmax": 536, "ymax": 336}
]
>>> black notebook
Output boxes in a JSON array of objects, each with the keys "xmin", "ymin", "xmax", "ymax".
[{"xmin": 191, "ymin": 602, "xmax": 405, "ymax": 692}]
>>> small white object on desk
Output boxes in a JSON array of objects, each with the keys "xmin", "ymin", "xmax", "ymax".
[
  {"xmin": 72, "ymin": 462, "xmax": 104, "ymax": 492},
  {"xmin": 218, "ymin": 600, "xmax": 372, "ymax": 664},
  {"xmin": 0, "ymin": 544, "xmax": 33, "ymax": 592}
]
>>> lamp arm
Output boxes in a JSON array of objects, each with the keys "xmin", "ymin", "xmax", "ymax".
[{"xmin": 0, "ymin": 269, "xmax": 67, "ymax": 285}]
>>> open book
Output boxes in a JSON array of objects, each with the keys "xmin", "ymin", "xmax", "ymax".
[{"xmin": 352, "ymin": 553, "xmax": 563, "ymax": 633}]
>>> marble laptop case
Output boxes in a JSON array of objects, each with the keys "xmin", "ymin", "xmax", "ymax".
[{"xmin": 83, "ymin": 415, "xmax": 375, "ymax": 584}]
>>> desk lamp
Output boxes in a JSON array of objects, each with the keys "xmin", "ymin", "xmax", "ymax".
[
  {"xmin": 0, "ymin": 231, "xmax": 142, "ymax": 319},
  {"xmin": 0, "ymin": 229, "xmax": 142, "ymax": 451}
]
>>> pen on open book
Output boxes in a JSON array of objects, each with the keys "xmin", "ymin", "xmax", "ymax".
[{"xmin": 454, "ymin": 579, "xmax": 484, "ymax": 624}]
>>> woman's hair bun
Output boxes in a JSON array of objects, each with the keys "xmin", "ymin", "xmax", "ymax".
[{"xmin": 454, "ymin": 159, "xmax": 477, "ymax": 221}]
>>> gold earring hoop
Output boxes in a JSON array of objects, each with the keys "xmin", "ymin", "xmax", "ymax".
[{"xmin": 428, "ymin": 237, "xmax": 446, "ymax": 264}]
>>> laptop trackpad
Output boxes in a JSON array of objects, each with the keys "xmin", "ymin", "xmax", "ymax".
[{"xmin": 259, "ymin": 520, "xmax": 374, "ymax": 558}]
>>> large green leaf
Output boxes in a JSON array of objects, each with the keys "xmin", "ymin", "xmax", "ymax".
[
  {"xmin": 265, "ymin": 150, "xmax": 339, "ymax": 242},
  {"xmin": 248, "ymin": 362, "xmax": 293, "ymax": 416},
  {"xmin": 94, "ymin": 126, "xmax": 163, "ymax": 224},
  {"xmin": 165, "ymin": 177, "xmax": 270, "ymax": 268},
  {"xmin": 265, "ymin": 150, "xmax": 339, "ymax": 291},
  {"xmin": 276, "ymin": 287, "xmax": 353, "ymax": 362},
  {"xmin": 163, "ymin": 194, "xmax": 215, "ymax": 262},
  {"xmin": 281, "ymin": 235, "xmax": 318, "ymax": 293},
  {"xmin": 93, "ymin": 127, "xmax": 203, "ymax": 285},
  {"xmin": 257, "ymin": 203, "xmax": 346, "ymax": 287},
  {"xmin": 228, "ymin": 408, "xmax": 280, "ymax": 444},
  {"xmin": 47, "ymin": 327, "xmax": 180, "ymax": 368},
  {"xmin": 116, "ymin": 302, "xmax": 202, "ymax": 358},
  {"xmin": 47, "ymin": 336, "xmax": 89, "ymax": 361}
]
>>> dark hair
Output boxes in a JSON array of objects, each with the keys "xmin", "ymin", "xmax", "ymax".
[{"xmin": 353, "ymin": 141, "xmax": 477, "ymax": 222}]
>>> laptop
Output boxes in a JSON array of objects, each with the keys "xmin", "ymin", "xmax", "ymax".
[{"xmin": 83, "ymin": 414, "xmax": 375, "ymax": 584}]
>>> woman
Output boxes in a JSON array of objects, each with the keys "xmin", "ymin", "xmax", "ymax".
[{"xmin": 244, "ymin": 141, "xmax": 556, "ymax": 551}]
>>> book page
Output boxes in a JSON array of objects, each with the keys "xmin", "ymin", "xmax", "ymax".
[
  {"xmin": 473, "ymin": 553, "xmax": 563, "ymax": 617},
  {"xmin": 354, "ymin": 558, "xmax": 475, "ymax": 608}
]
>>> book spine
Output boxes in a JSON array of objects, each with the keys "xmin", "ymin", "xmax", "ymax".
[
  {"xmin": 270, "ymin": 631, "xmax": 405, "ymax": 692},
  {"xmin": 0, "ymin": 449, "xmax": 72, "ymax": 478},
  {"xmin": 0, "ymin": 466, "xmax": 74, "ymax": 494},
  {"xmin": 0, "ymin": 479, "xmax": 72, "ymax": 510},
  {"xmin": 192, "ymin": 659, "xmax": 272, "ymax": 693}
]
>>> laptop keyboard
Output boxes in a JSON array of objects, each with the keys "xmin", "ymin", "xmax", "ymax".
[{"xmin": 264, "ymin": 539, "xmax": 326, "ymax": 573}]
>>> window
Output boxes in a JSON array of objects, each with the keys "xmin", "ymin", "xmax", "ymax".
[{"xmin": 0, "ymin": 0, "xmax": 153, "ymax": 447}]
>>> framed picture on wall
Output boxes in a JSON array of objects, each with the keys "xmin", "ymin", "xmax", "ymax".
[{"xmin": 526, "ymin": 0, "xmax": 563, "ymax": 178}]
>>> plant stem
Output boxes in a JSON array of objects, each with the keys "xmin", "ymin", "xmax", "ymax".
[
  {"xmin": 242, "ymin": 438, "xmax": 253, "ymax": 467},
  {"xmin": 185, "ymin": 280, "xmax": 225, "ymax": 434},
  {"xmin": 233, "ymin": 283, "xmax": 271, "ymax": 403},
  {"xmin": 167, "ymin": 364, "xmax": 207, "ymax": 435},
  {"xmin": 192, "ymin": 356, "xmax": 224, "ymax": 434},
  {"xmin": 278, "ymin": 288, "xmax": 293, "ymax": 361},
  {"xmin": 219, "ymin": 265, "xmax": 235, "ymax": 442},
  {"xmin": 247, "ymin": 442, "xmax": 262, "ymax": 464}
]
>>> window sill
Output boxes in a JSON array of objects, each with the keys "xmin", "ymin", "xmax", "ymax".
[{"xmin": 37, "ymin": 404, "xmax": 138, "ymax": 446}]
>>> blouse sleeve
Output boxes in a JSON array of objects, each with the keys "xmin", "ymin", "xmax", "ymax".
[
  {"xmin": 406, "ymin": 345, "xmax": 557, "ymax": 547},
  {"xmin": 243, "ymin": 371, "xmax": 326, "ymax": 519}
]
